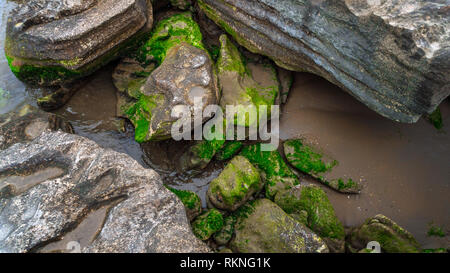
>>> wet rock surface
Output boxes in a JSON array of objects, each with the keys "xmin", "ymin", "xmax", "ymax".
[
  {"xmin": 5, "ymin": 0, "xmax": 153, "ymax": 87},
  {"xmin": 198, "ymin": 0, "xmax": 450, "ymax": 123},
  {"xmin": 230, "ymin": 198, "xmax": 328, "ymax": 253},
  {"xmin": 0, "ymin": 129, "xmax": 210, "ymax": 253}
]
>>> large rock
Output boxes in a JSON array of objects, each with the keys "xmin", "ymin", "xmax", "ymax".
[
  {"xmin": 230, "ymin": 199, "xmax": 328, "ymax": 253},
  {"xmin": 348, "ymin": 214, "xmax": 421, "ymax": 253},
  {"xmin": 5, "ymin": 0, "xmax": 153, "ymax": 87},
  {"xmin": 207, "ymin": 156, "xmax": 262, "ymax": 211},
  {"xmin": 0, "ymin": 130, "xmax": 210, "ymax": 253},
  {"xmin": 284, "ymin": 138, "xmax": 361, "ymax": 193},
  {"xmin": 274, "ymin": 185, "xmax": 345, "ymax": 252},
  {"xmin": 198, "ymin": 0, "xmax": 450, "ymax": 123}
]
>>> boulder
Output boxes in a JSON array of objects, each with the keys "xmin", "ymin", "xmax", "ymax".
[
  {"xmin": 230, "ymin": 199, "xmax": 328, "ymax": 253},
  {"xmin": 284, "ymin": 138, "xmax": 361, "ymax": 193},
  {"xmin": 5, "ymin": 0, "xmax": 153, "ymax": 87},
  {"xmin": 0, "ymin": 130, "xmax": 210, "ymax": 253},
  {"xmin": 274, "ymin": 185, "xmax": 345, "ymax": 253},
  {"xmin": 348, "ymin": 214, "xmax": 421, "ymax": 253},
  {"xmin": 213, "ymin": 215, "xmax": 236, "ymax": 246},
  {"xmin": 207, "ymin": 156, "xmax": 262, "ymax": 211},
  {"xmin": 198, "ymin": 0, "xmax": 450, "ymax": 123},
  {"xmin": 217, "ymin": 34, "xmax": 279, "ymax": 127},
  {"xmin": 240, "ymin": 143, "xmax": 299, "ymax": 199},
  {"xmin": 191, "ymin": 209, "xmax": 224, "ymax": 241}
]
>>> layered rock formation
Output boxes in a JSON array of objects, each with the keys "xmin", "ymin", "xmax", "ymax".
[{"xmin": 198, "ymin": 0, "xmax": 450, "ymax": 123}]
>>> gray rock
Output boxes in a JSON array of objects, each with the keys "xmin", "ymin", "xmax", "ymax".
[
  {"xmin": 198, "ymin": 0, "xmax": 450, "ymax": 123},
  {"xmin": 5, "ymin": 0, "xmax": 153, "ymax": 86},
  {"xmin": 0, "ymin": 130, "xmax": 210, "ymax": 253},
  {"xmin": 230, "ymin": 199, "xmax": 328, "ymax": 253}
]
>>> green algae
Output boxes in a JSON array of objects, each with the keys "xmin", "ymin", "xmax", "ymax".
[
  {"xmin": 427, "ymin": 223, "xmax": 446, "ymax": 237},
  {"xmin": 166, "ymin": 186, "xmax": 201, "ymax": 210},
  {"xmin": 191, "ymin": 209, "xmax": 224, "ymax": 241},
  {"xmin": 213, "ymin": 215, "xmax": 237, "ymax": 245},
  {"xmin": 215, "ymin": 141, "xmax": 243, "ymax": 161},
  {"xmin": 428, "ymin": 107, "xmax": 443, "ymax": 130},
  {"xmin": 240, "ymin": 143, "xmax": 299, "ymax": 199}
]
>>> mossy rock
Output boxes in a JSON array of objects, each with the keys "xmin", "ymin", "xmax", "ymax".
[
  {"xmin": 213, "ymin": 215, "xmax": 237, "ymax": 246},
  {"xmin": 207, "ymin": 156, "xmax": 262, "ymax": 211},
  {"xmin": 215, "ymin": 141, "xmax": 243, "ymax": 161},
  {"xmin": 428, "ymin": 107, "xmax": 443, "ymax": 130},
  {"xmin": 284, "ymin": 138, "xmax": 361, "ymax": 193},
  {"xmin": 216, "ymin": 34, "xmax": 279, "ymax": 128},
  {"xmin": 275, "ymin": 184, "xmax": 345, "ymax": 252},
  {"xmin": 191, "ymin": 209, "xmax": 224, "ymax": 241},
  {"xmin": 240, "ymin": 143, "xmax": 299, "ymax": 199},
  {"xmin": 348, "ymin": 214, "xmax": 421, "ymax": 253},
  {"xmin": 166, "ymin": 186, "xmax": 202, "ymax": 221},
  {"xmin": 230, "ymin": 199, "xmax": 328, "ymax": 253}
]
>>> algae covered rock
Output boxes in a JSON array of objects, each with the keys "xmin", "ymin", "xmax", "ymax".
[
  {"xmin": 275, "ymin": 185, "xmax": 345, "ymax": 253},
  {"xmin": 5, "ymin": 0, "xmax": 153, "ymax": 87},
  {"xmin": 167, "ymin": 187, "xmax": 202, "ymax": 221},
  {"xmin": 215, "ymin": 141, "xmax": 243, "ymax": 161},
  {"xmin": 198, "ymin": 0, "xmax": 450, "ymax": 123},
  {"xmin": 213, "ymin": 215, "xmax": 236, "ymax": 246},
  {"xmin": 230, "ymin": 199, "xmax": 328, "ymax": 253},
  {"xmin": 192, "ymin": 209, "xmax": 224, "ymax": 241},
  {"xmin": 217, "ymin": 34, "xmax": 279, "ymax": 127},
  {"xmin": 240, "ymin": 143, "xmax": 299, "ymax": 199},
  {"xmin": 179, "ymin": 134, "xmax": 225, "ymax": 171},
  {"xmin": 207, "ymin": 156, "xmax": 262, "ymax": 211},
  {"xmin": 348, "ymin": 214, "xmax": 421, "ymax": 253},
  {"xmin": 284, "ymin": 138, "xmax": 360, "ymax": 193}
]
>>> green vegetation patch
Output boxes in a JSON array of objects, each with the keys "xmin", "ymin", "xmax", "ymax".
[{"xmin": 191, "ymin": 209, "xmax": 224, "ymax": 240}]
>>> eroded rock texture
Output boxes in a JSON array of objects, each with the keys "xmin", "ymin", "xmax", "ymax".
[
  {"xmin": 198, "ymin": 0, "xmax": 450, "ymax": 123},
  {"xmin": 0, "ymin": 130, "xmax": 210, "ymax": 253},
  {"xmin": 5, "ymin": 0, "xmax": 153, "ymax": 86}
]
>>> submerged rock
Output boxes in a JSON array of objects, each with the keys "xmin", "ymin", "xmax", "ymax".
[
  {"xmin": 5, "ymin": 0, "xmax": 153, "ymax": 87},
  {"xmin": 230, "ymin": 199, "xmax": 328, "ymax": 253},
  {"xmin": 240, "ymin": 143, "xmax": 299, "ymax": 199},
  {"xmin": 348, "ymin": 214, "xmax": 421, "ymax": 253},
  {"xmin": 166, "ymin": 187, "xmax": 202, "ymax": 221},
  {"xmin": 207, "ymin": 156, "xmax": 262, "ymax": 211},
  {"xmin": 191, "ymin": 209, "xmax": 224, "ymax": 241},
  {"xmin": 198, "ymin": 0, "xmax": 450, "ymax": 123},
  {"xmin": 0, "ymin": 130, "xmax": 209, "ymax": 253},
  {"xmin": 274, "ymin": 185, "xmax": 345, "ymax": 253},
  {"xmin": 217, "ymin": 34, "xmax": 279, "ymax": 127},
  {"xmin": 284, "ymin": 138, "xmax": 361, "ymax": 193}
]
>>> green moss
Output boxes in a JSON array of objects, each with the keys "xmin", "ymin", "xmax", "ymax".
[
  {"xmin": 337, "ymin": 178, "xmax": 357, "ymax": 190},
  {"xmin": 215, "ymin": 141, "xmax": 243, "ymax": 161},
  {"xmin": 296, "ymin": 186, "xmax": 345, "ymax": 240},
  {"xmin": 166, "ymin": 186, "xmax": 201, "ymax": 210},
  {"xmin": 207, "ymin": 44, "xmax": 221, "ymax": 62},
  {"xmin": 422, "ymin": 248, "xmax": 447, "ymax": 253},
  {"xmin": 427, "ymin": 223, "xmax": 446, "ymax": 237},
  {"xmin": 213, "ymin": 215, "xmax": 237, "ymax": 245},
  {"xmin": 428, "ymin": 107, "xmax": 443, "ymax": 130},
  {"xmin": 284, "ymin": 139, "xmax": 337, "ymax": 175},
  {"xmin": 217, "ymin": 35, "xmax": 248, "ymax": 76},
  {"xmin": 135, "ymin": 12, "xmax": 205, "ymax": 66},
  {"xmin": 240, "ymin": 143, "xmax": 299, "ymax": 199},
  {"xmin": 191, "ymin": 209, "xmax": 224, "ymax": 240},
  {"xmin": 125, "ymin": 93, "xmax": 165, "ymax": 143}
]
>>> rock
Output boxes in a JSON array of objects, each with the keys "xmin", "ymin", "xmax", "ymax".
[
  {"xmin": 240, "ymin": 143, "xmax": 299, "ymax": 199},
  {"xmin": 230, "ymin": 199, "xmax": 328, "ymax": 253},
  {"xmin": 427, "ymin": 107, "xmax": 443, "ymax": 130},
  {"xmin": 218, "ymin": 247, "xmax": 233, "ymax": 253},
  {"xmin": 198, "ymin": 0, "xmax": 450, "ymax": 123},
  {"xmin": 217, "ymin": 34, "xmax": 279, "ymax": 127},
  {"xmin": 0, "ymin": 104, "xmax": 73, "ymax": 150},
  {"xmin": 124, "ymin": 13, "xmax": 219, "ymax": 142},
  {"xmin": 215, "ymin": 141, "xmax": 243, "ymax": 161},
  {"xmin": 5, "ymin": 0, "xmax": 153, "ymax": 87},
  {"xmin": 348, "ymin": 214, "xmax": 421, "ymax": 253},
  {"xmin": 213, "ymin": 215, "xmax": 236, "ymax": 246},
  {"xmin": 178, "ymin": 135, "xmax": 225, "ymax": 172},
  {"xmin": 274, "ymin": 185, "xmax": 345, "ymax": 253},
  {"xmin": 277, "ymin": 68, "xmax": 293, "ymax": 104},
  {"xmin": 0, "ymin": 130, "xmax": 210, "ymax": 253},
  {"xmin": 113, "ymin": 58, "xmax": 156, "ymax": 100},
  {"xmin": 207, "ymin": 156, "xmax": 262, "ymax": 211},
  {"xmin": 169, "ymin": 0, "xmax": 192, "ymax": 10},
  {"xmin": 36, "ymin": 81, "xmax": 86, "ymax": 111},
  {"xmin": 166, "ymin": 187, "xmax": 202, "ymax": 221},
  {"xmin": 191, "ymin": 209, "xmax": 224, "ymax": 241},
  {"xmin": 284, "ymin": 138, "xmax": 361, "ymax": 193}
]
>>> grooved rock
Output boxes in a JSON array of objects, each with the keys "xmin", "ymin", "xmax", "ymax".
[
  {"xmin": 5, "ymin": 0, "xmax": 153, "ymax": 86},
  {"xmin": 198, "ymin": 0, "xmax": 450, "ymax": 123},
  {"xmin": 0, "ymin": 130, "xmax": 210, "ymax": 253}
]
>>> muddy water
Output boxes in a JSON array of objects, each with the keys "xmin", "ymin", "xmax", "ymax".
[
  {"xmin": 281, "ymin": 73, "xmax": 449, "ymax": 248},
  {"xmin": 0, "ymin": 0, "xmax": 448, "ymax": 250}
]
